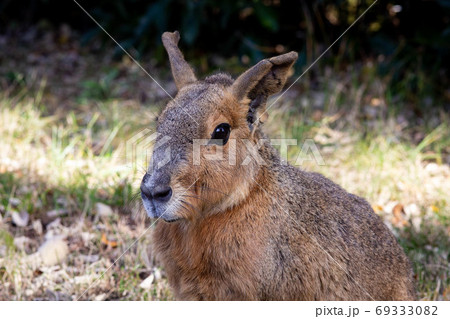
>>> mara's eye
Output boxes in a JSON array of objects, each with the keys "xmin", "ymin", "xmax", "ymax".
[{"xmin": 210, "ymin": 123, "xmax": 231, "ymax": 145}]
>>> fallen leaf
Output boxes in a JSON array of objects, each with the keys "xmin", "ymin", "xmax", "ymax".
[
  {"xmin": 404, "ymin": 204, "xmax": 422, "ymax": 231},
  {"xmin": 79, "ymin": 254, "xmax": 99, "ymax": 263},
  {"xmin": 372, "ymin": 205, "xmax": 383, "ymax": 213},
  {"xmin": 139, "ymin": 274, "xmax": 154, "ymax": 289},
  {"xmin": 11, "ymin": 211, "xmax": 29, "ymax": 227},
  {"xmin": 370, "ymin": 97, "xmax": 382, "ymax": 107},
  {"xmin": 74, "ymin": 274, "xmax": 97, "ymax": 285},
  {"xmin": 13, "ymin": 236, "xmax": 33, "ymax": 250},
  {"xmin": 153, "ymin": 267, "xmax": 162, "ymax": 281},
  {"xmin": 95, "ymin": 293, "xmax": 107, "ymax": 301},
  {"xmin": 393, "ymin": 203, "xmax": 404, "ymax": 216},
  {"xmin": 81, "ymin": 232, "xmax": 96, "ymax": 245},
  {"xmin": 101, "ymin": 233, "xmax": 118, "ymax": 248},
  {"xmin": 430, "ymin": 205, "xmax": 439, "ymax": 213},
  {"xmin": 95, "ymin": 203, "xmax": 113, "ymax": 217},
  {"xmin": 425, "ymin": 163, "xmax": 440, "ymax": 175},
  {"xmin": 32, "ymin": 220, "xmax": 43, "ymax": 235},
  {"xmin": 27, "ymin": 237, "xmax": 69, "ymax": 267},
  {"xmin": 46, "ymin": 209, "xmax": 67, "ymax": 218},
  {"xmin": 391, "ymin": 203, "xmax": 408, "ymax": 227},
  {"xmin": 404, "ymin": 203, "xmax": 421, "ymax": 218},
  {"xmin": 8, "ymin": 197, "xmax": 21, "ymax": 207}
]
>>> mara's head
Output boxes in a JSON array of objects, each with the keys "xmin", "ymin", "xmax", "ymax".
[{"xmin": 141, "ymin": 31, "xmax": 297, "ymax": 222}]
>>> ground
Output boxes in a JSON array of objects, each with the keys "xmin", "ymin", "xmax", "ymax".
[{"xmin": 0, "ymin": 27, "xmax": 449, "ymax": 300}]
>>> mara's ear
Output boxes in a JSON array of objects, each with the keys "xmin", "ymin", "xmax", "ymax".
[
  {"xmin": 231, "ymin": 51, "xmax": 298, "ymax": 124},
  {"xmin": 162, "ymin": 31, "xmax": 197, "ymax": 90}
]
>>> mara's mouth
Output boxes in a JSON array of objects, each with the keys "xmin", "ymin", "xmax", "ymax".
[{"xmin": 141, "ymin": 191, "xmax": 184, "ymax": 222}]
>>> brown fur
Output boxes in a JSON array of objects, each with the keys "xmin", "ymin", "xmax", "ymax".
[{"xmin": 142, "ymin": 31, "xmax": 416, "ymax": 300}]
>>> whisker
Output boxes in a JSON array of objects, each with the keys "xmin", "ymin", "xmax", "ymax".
[
  {"xmin": 200, "ymin": 185, "xmax": 229, "ymax": 196},
  {"xmin": 138, "ymin": 165, "xmax": 148, "ymax": 174},
  {"xmin": 178, "ymin": 201, "xmax": 194, "ymax": 216},
  {"xmin": 128, "ymin": 191, "xmax": 142, "ymax": 204},
  {"xmin": 183, "ymin": 194, "xmax": 209, "ymax": 203},
  {"xmin": 180, "ymin": 199, "xmax": 196, "ymax": 211}
]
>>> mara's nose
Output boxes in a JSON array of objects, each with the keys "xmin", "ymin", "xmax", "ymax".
[
  {"xmin": 140, "ymin": 181, "xmax": 152, "ymax": 199},
  {"xmin": 140, "ymin": 173, "xmax": 172, "ymax": 203},
  {"xmin": 151, "ymin": 185, "xmax": 172, "ymax": 203}
]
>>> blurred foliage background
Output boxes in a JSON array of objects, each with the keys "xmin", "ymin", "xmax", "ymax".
[{"xmin": 1, "ymin": 0, "xmax": 450, "ymax": 109}]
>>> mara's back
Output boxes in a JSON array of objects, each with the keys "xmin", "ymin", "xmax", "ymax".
[{"xmin": 258, "ymin": 161, "xmax": 416, "ymax": 300}]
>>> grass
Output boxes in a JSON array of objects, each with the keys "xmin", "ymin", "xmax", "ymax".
[
  {"xmin": 0, "ymin": 86, "xmax": 170, "ymax": 300},
  {"xmin": 0, "ymin": 35, "xmax": 449, "ymax": 300}
]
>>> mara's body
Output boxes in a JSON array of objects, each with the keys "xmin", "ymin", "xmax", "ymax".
[
  {"xmin": 141, "ymin": 31, "xmax": 416, "ymax": 300},
  {"xmin": 153, "ymin": 140, "xmax": 415, "ymax": 300}
]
